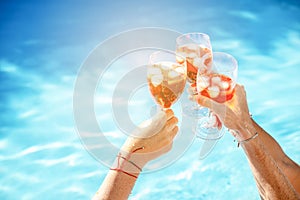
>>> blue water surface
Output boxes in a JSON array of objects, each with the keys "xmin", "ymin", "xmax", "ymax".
[{"xmin": 1, "ymin": 0, "xmax": 300, "ymax": 199}]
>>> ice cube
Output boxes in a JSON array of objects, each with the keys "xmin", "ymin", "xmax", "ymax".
[
  {"xmin": 202, "ymin": 75, "xmax": 210, "ymax": 83},
  {"xmin": 171, "ymin": 63, "xmax": 180, "ymax": 69},
  {"xmin": 197, "ymin": 76, "xmax": 210, "ymax": 90},
  {"xmin": 208, "ymin": 86, "xmax": 220, "ymax": 98},
  {"xmin": 211, "ymin": 76, "xmax": 221, "ymax": 86},
  {"xmin": 176, "ymin": 54, "xmax": 185, "ymax": 64},
  {"xmin": 151, "ymin": 74, "xmax": 163, "ymax": 87},
  {"xmin": 177, "ymin": 46, "xmax": 187, "ymax": 53},
  {"xmin": 175, "ymin": 66, "xmax": 185, "ymax": 74},
  {"xmin": 186, "ymin": 43, "xmax": 198, "ymax": 51},
  {"xmin": 168, "ymin": 76, "xmax": 184, "ymax": 86},
  {"xmin": 198, "ymin": 66, "xmax": 209, "ymax": 75},
  {"xmin": 201, "ymin": 52, "xmax": 210, "ymax": 59},
  {"xmin": 204, "ymin": 58, "xmax": 212, "ymax": 68},
  {"xmin": 197, "ymin": 81, "xmax": 209, "ymax": 90},
  {"xmin": 193, "ymin": 57, "xmax": 203, "ymax": 68},
  {"xmin": 153, "ymin": 63, "xmax": 161, "ymax": 68},
  {"xmin": 160, "ymin": 62, "xmax": 173, "ymax": 71},
  {"xmin": 187, "ymin": 52, "xmax": 197, "ymax": 59},
  {"xmin": 220, "ymin": 81, "xmax": 230, "ymax": 90},
  {"xmin": 199, "ymin": 46, "xmax": 211, "ymax": 57},
  {"xmin": 148, "ymin": 66, "xmax": 162, "ymax": 76},
  {"xmin": 168, "ymin": 70, "xmax": 180, "ymax": 79}
]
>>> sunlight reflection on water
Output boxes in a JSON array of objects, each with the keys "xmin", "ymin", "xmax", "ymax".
[{"xmin": 1, "ymin": 1, "xmax": 300, "ymax": 200}]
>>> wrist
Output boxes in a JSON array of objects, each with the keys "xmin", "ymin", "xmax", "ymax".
[
  {"xmin": 235, "ymin": 119, "xmax": 257, "ymax": 141},
  {"xmin": 127, "ymin": 152, "xmax": 148, "ymax": 170},
  {"xmin": 110, "ymin": 151, "xmax": 145, "ymax": 179},
  {"xmin": 119, "ymin": 145, "xmax": 148, "ymax": 171}
]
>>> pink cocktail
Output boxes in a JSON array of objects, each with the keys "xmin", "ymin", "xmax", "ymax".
[
  {"xmin": 197, "ymin": 52, "xmax": 238, "ymax": 103},
  {"xmin": 195, "ymin": 52, "xmax": 238, "ymax": 139},
  {"xmin": 197, "ymin": 73, "xmax": 235, "ymax": 103},
  {"xmin": 176, "ymin": 33, "xmax": 213, "ymax": 117}
]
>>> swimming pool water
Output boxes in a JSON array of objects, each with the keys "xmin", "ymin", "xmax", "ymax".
[{"xmin": 1, "ymin": 1, "xmax": 300, "ymax": 199}]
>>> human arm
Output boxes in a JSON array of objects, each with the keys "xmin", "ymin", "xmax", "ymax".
[
  {"xmin": 197, "ymin": 84, "xmax": 300, "ymax": 199},
  {"xmin": 250, "ymin": 119, "xmax": 300, "ymax": 195},
  {"xmin": 92, "ymin": 109, "xmax": 178, "ymax": 200}
]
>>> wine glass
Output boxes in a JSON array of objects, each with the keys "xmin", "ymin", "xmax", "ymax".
[
  {"xmin": 148, "ymin": 50, "xmax": 187, "ymax": 110},
  {"xmin": 176, "ymin": 33, "xmax": 213, "ymax": 117},
  {"xmin": 195, "ymin": 52, "xmax": 238, "ymax": 140}
]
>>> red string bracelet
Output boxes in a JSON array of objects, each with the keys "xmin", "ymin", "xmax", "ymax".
[
  {"xmin": 110, "ymin": 168, "xmax": 138, "ymax": 179},
  {"xmin": 110, "ymin": 146, "xmax": 144, "ymax": 179},
  {"xmin": 110, "ymin": 154, "xmax": 138, "ymax": 179},
  {"xmin": 117, "ymin": 155, "xmax": 142, "ymax": 171}
]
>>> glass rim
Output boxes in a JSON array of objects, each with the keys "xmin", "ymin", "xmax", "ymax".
[
  {"xmin": 149, "ymin": 50, "xmax": 185, "ymax": 64},
  {"xmin": 176, "ymin": 32, "xmax": 210, "ymax": 43},
  {"xmin": 212, "ymin": 51, "xmax": 238, "ymax": 72}
]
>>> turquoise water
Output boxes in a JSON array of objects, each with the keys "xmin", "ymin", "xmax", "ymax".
[{"xmin": 1, "ymin": 1, "xmax": 300, "ymax": 199}]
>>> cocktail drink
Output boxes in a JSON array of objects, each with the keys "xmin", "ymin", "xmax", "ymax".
[
  {"xmin": 148, "ymin": 51, "xmax": 186, "ymax": 109},
  {"xmin": 195, "ymin": 52, "xmax": 238, "ymax": 139},
  {"xmin": 177, "ymin": 43, "xmax": 212, "ymax": 83},
  {"xmin": 197, "ymin": 73, "xmax": 235, "ymax": 103},
  {"xmin": 176, "ymin": 33, "xmax": 213, "ymax": 116},
  {"xmin": 197, "ymin": 52, "xmax": 237, "ymax": 103}
]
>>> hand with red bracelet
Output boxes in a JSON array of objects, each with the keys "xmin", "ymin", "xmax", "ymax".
[
  {"xmin": 93, "ymin": 109, "xmax": 179, "ymax": 200},
  {"xmin": 121, "ymin": 109, "xmax": 178, "ymax": 168}
]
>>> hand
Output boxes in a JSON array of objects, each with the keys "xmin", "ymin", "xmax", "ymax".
[
  {"xmin": 188, "ymin": 83, "xmax": 222, "ymax": 130},
  {"xmin": 121, "ymin": 109, "xmax": 179, "ymax": 167},
  {"xmin": 196, "ymin": 84, "xmax": 254, "ymax": 141}
]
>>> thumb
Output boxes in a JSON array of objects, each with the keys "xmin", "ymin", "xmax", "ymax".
[
  {"xmin": 196, "ymin": 94, "xmax": 219, "ymax": 110},
  {"xmin": 196, "ymin": 94, "xmax": 222, "ymax": 113}
]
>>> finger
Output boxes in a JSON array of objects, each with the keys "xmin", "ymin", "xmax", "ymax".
[
  {"xmin": 197, "ymin": 95, "xmax": 229, "ymax": 118},
  {"xmin": 167, "ymin": 116, "xmax": 178, "ymax": 124},
  {"xmin": 169, "ymin": 126, "xmax": 179, "ymax": 139},
  {"xmin": 166, "ymin": 117, "xmax": 178, "ymax": 130},
  {"xmin": 235, "ymin": 83, "xmax": 243, "ymax": 90},
  {"xmin": 164, "ymin": 109, "xmax": 174, "ymax": 120},
  {"xmin": 234, "ymin": 84, "xmax": 248, "ymax": 103},
  {"xmin": 138, "ymin": 110, "xmax": 168, "ymax": 137},
  {"xmin": 159, "ymin": 142, "xmax": 173, "ymax": 155},
  {"xmin": 235, "ymin": 84, "xmax": 246, "ymax": 95},
  {"xmin": 196, "ymin": 94, "xmax": 221, "ymax": 111},
  {"xmin": 152, "ymin": 109, "xmax": 170, "ymax": 123}
]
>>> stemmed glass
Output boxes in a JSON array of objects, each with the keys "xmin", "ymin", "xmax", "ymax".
[
  {"xmin": 176, "ymin": 33, "xmax": 213, "ymax": 117},
  {"xmin": 147, "ymin": 51, "xmax": 187, "ymax": 110},
  {"xmin": 195, "ymin": 52, "xmax": 238, "ymax": 140}
]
